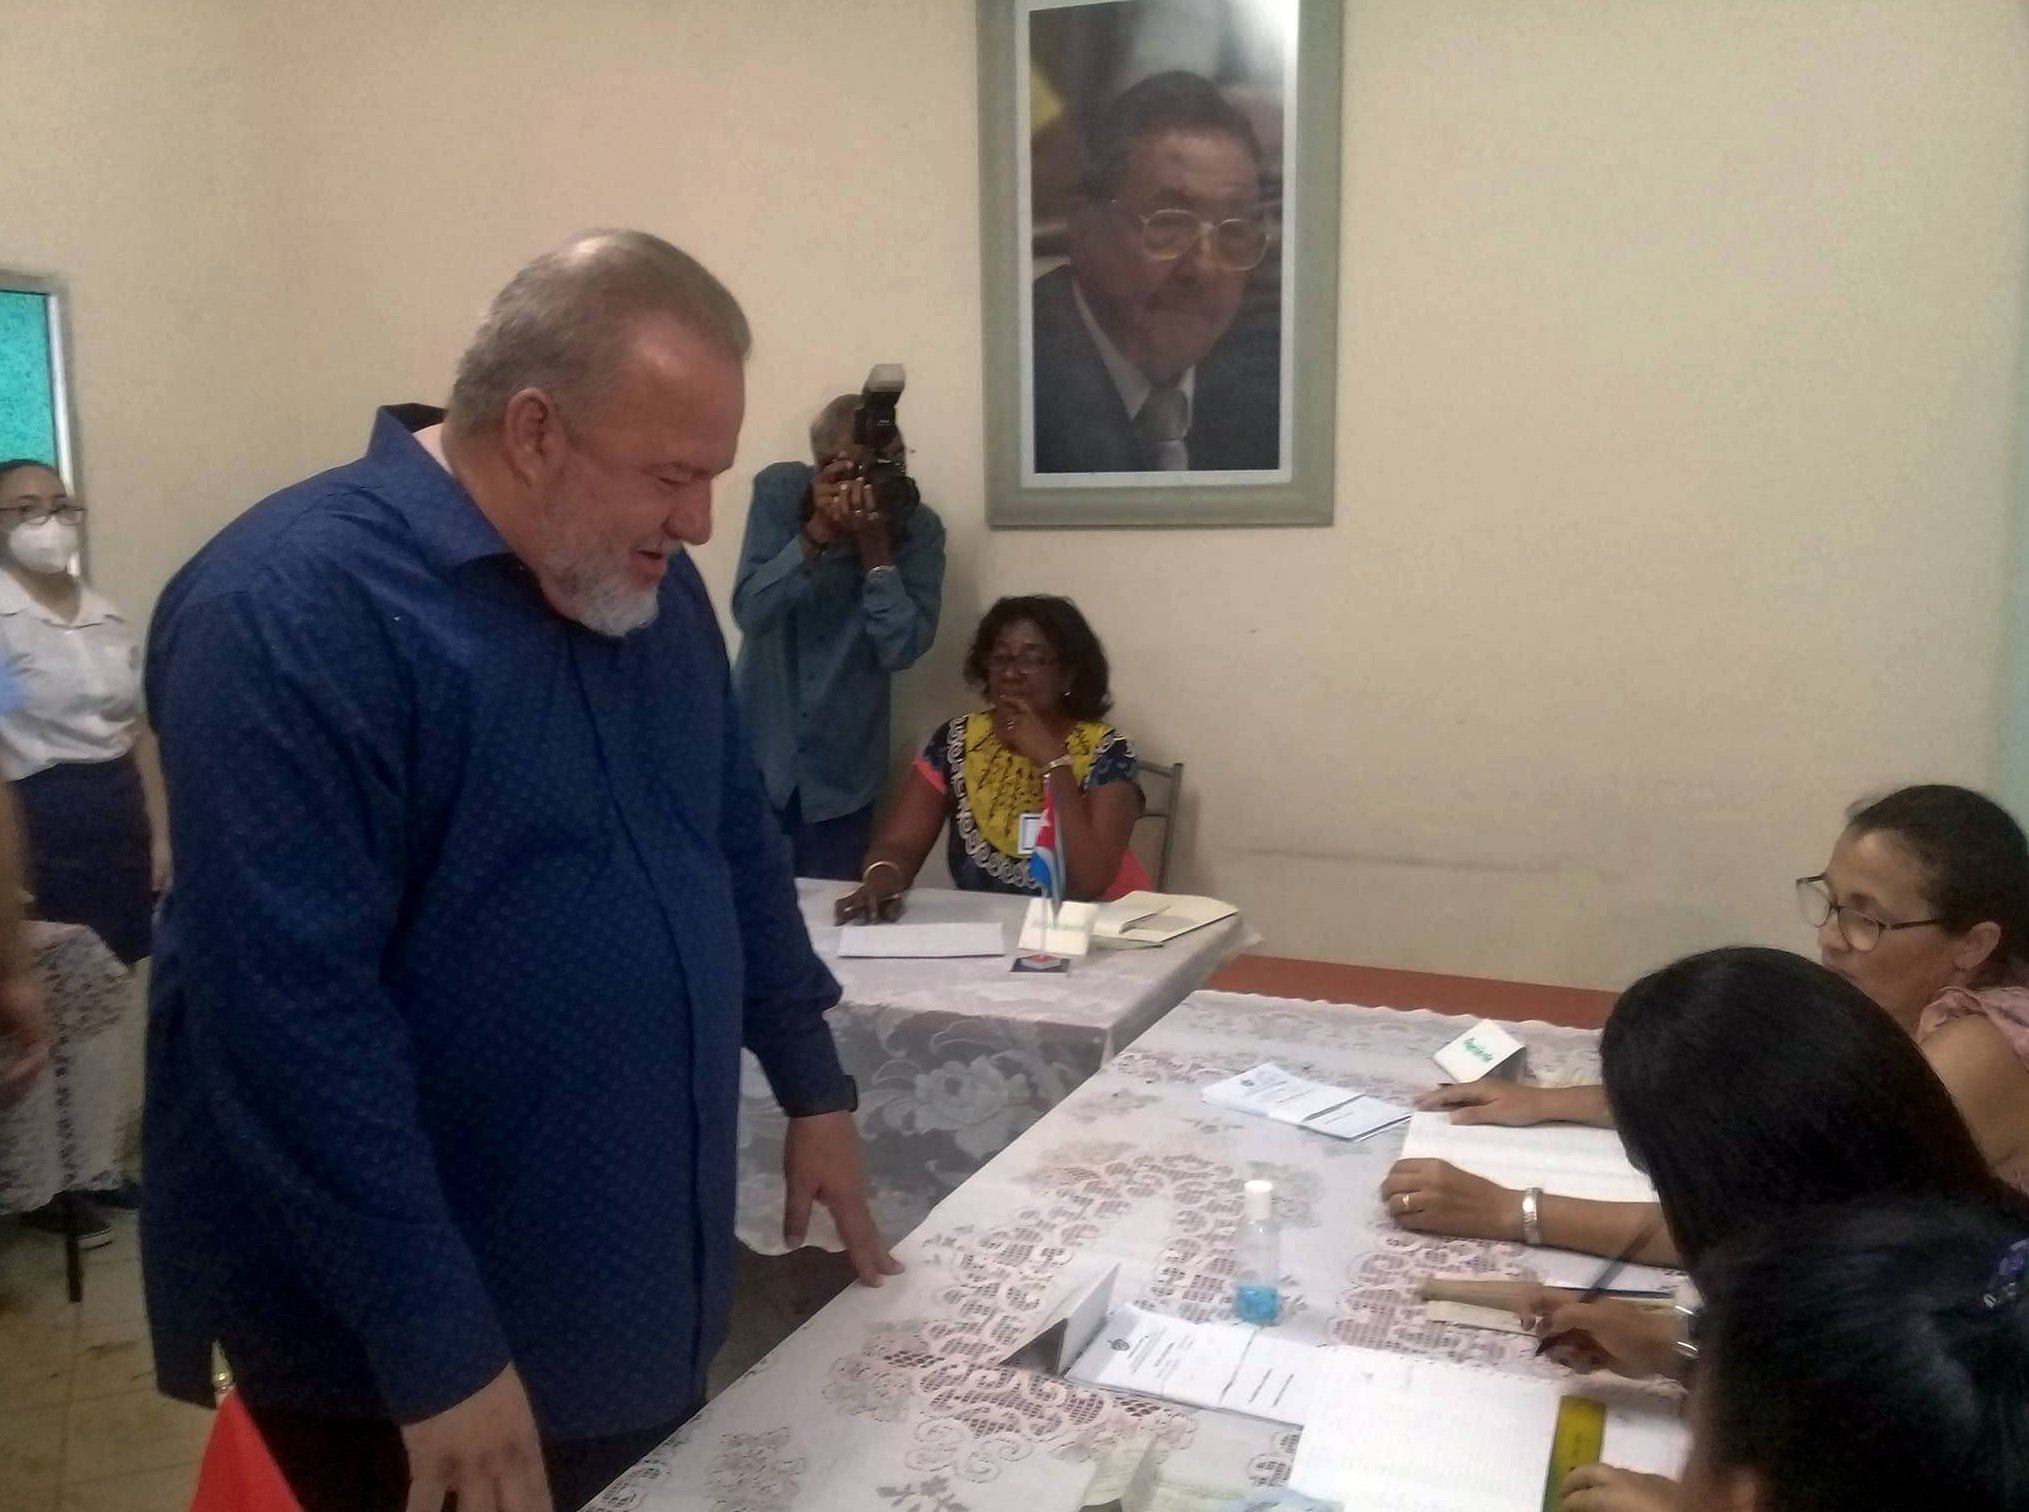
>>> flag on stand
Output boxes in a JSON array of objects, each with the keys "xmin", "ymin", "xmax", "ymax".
[{"xmin": 1028, "ymin": 786, "xmax": 1066, "ymax": 910}]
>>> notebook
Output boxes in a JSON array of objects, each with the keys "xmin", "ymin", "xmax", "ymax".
[
  {"xmin": 1287, "ymin": 1347, "xmax": 1686, "ymax": 1510},
  {"xmin": 1091, "ymin": 891, "xmax": 1239, "ymax": 948},
  {"xmin": 1398, "ymin": 1112, "xmax": 1658, "ymax": 1204}
]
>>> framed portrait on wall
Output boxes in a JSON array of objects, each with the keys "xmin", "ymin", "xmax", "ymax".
[{"xmin": 979, "ymin": 0, "xmax": 1342, "ymax": 529}]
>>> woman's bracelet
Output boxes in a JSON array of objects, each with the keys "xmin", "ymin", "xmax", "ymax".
[
  {"xmin": 1519, "ymin": 1186, "xmax": 1544, "ymax": 1247},
  {"xmin": 1041, "ymin": 754, "xmax": 1074, "ymax": 779},
  {"xmin": 862, "ymin": 859, "xmax": 904, "ymax": 888}
]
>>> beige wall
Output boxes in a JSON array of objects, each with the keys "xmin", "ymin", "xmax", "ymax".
[
  {"xmin": 1, "ymin": 0, "xmax": 305, "ymax": 621},
  {"xmin": 14, "ymin": 1, "xmax": 2028, "ymax": 986}
]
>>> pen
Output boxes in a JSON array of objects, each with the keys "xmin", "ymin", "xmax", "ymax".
[{"xmin": 1533, "ymin": 1216, "xmax": 1663, "ymax": 1357}]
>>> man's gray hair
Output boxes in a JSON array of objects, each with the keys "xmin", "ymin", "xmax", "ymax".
[
  {"xmin": 809, "ymin": 393, "xmax": 860, "ymax": 461},
  {"xmin": 447, "ymin": 229, "xmax": 752, "ymax": 432}
]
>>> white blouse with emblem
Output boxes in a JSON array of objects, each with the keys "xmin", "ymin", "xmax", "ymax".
[{"xmin": 0, "ymin": 571, "xmax": 143, "ymax": 782}]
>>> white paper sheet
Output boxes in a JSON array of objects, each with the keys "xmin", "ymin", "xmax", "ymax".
[
  {"xmin": 1399, "ymin": 1112, "xmax": 1658, "ymax": 1203},
  {"xmin": 835, "ymin": 921, "xmax": 1006, "ymax": 959},
  {"xmin": 1092, "ymin": 891, "xmax": 1240, "ymax": 947},
  {"xmin": 1203, "ymin": 1063, "xmax": 1411, "ymax": 1143},
  {"xmin": 1002, "ymin": 1262, "xmax": 1120, "ymax": 1373},
  {"xmin": 1601, "ymin": 1403, "xmax": 1691, "ymax": 1477},
  {"xmin": 1287, "ymin": 1347, "xmax": 1688, "ymax": 1511},
  {"xmin": 1289, "ymin": 1348, "xmax": 1561, "ymax": 1511},
  {"xmin": 1527, "ymin": 1246, "xmax": 1675, "ymax": 1296},
  {"xmin": 1065, "ymin": 1305, "xmax": 1323, "ymax": 1425}
]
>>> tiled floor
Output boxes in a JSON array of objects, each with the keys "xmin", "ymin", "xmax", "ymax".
[
  {"xmin": 0, "ymin": 1213, "xmax": 850, "ymax": 1512},
  {"xmin": 0, "ymin": 1215, "xmax": 210, "ymax": 1512}
]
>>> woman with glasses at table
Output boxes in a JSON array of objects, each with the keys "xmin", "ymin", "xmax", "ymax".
[
  {"xmin": 835, "ymin": 595, "xmax": 1147, "ymax": 923},
  {"xmin": 0, "ymin": 460, "xmax": 166, "ymax": 1240},
  {"xmin": 1387, "ymin": 783, "xmax": 2029, "ymax": 1259}
]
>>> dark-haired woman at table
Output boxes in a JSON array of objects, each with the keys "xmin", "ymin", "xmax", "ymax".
[
  {"xmin": 1559, "ymin": 1195, "xmax": 2029, "ymax": 1512},
  {"xmin": 837, "ymin": 595, "xmax": 1146, "ymax": 923},
  {"xmin": 1393, "ymin": 784, "xmax": 2029, "ymax": 1256}
]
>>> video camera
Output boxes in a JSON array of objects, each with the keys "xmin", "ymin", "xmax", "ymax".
[{"xmin": 851, "ymin": 364, "xmax": 921, "ymax": 526}]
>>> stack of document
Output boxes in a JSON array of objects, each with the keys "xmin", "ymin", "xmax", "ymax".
[
  {"xmin": 1203, "ymin": 1063, "xmax": 1413, "ymax": 1142},
  {"xmin": 1288, "ymin": 1347, "xmax": 1686, "ymax": 1509},
  {"xmin": 1398, "ymin": 1112, "xmax": 1658, "ymax": 1203},
  {"xmin": 1092, "ymin": 891, "xmax": 1239, "ymax": 948}
]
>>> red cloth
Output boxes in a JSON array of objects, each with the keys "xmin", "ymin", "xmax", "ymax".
[{"xmin": 189, "ymin": 1391, "xmax": 304, "ymax": 1512}]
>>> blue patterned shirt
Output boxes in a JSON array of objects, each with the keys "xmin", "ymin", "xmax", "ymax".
[{"xmin": 142, "ymin": 406, "xmax": 851, "ymax": 1440}]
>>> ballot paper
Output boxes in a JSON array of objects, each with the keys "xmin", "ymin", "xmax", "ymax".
[
  {"xmin": 1203, "ymin": 1063, "xmax": 1412, "ymax": 1143},
  {"xmin": 1398, "ymin": 1112, "xmax": 1658, "ymax": 1204},
  {"xmin": 835, "ymin": 921, "xmax": 1006, "ymax": 959},
  {"xmin": 1287, "ymin": 1347, "xmax": 1686, "ymax": 1510},
  {"xmin": 1065, "ymin": 1305, "xmax": 1324, "ymax": 1425}
]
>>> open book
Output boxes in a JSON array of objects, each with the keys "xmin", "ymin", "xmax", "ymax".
[{"xmin": 1092, "ymin": 891, "xmax": 1239, "ymax": 948}]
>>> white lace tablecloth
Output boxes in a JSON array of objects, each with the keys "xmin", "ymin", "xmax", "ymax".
[
  {"xmin": 0, "ymin": 922, "xmax": 138, "ymax": 1214},
  {"xmin": 607, "ymin": 989, "xmax": 1666, "ymax": 1512},
  {"xmin": 737, "ymin": 884, "xmax": 1255, "ymax": 1253}
]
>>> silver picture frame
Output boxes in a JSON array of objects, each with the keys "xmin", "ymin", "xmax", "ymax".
[{"xmin": 979, "ymin": 0, "xmax": 1342, "ymax": 529}]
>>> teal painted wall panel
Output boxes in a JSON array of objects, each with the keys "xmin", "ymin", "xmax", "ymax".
[{"xmin": 0, "ymin": 290, "xmax": 57, "ymax": 465}]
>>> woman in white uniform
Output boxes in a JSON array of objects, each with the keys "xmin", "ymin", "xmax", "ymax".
[
  {"xmin": 0, "ymin": 461, "xmax": 166, "ymax": 963},
  {"xmin": 0, "ymin": 460, "xmax": 166, "ymax": 1242}
]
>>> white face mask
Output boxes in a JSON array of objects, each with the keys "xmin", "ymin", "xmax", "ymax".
[{"xmin": 9, "ymin": 518, "xmax": 79, "ymax": 576}]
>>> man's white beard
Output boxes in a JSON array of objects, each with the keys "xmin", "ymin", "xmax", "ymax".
[
  {"xmin": 541, "ymin": 539, "xmax": 663, "ymax": 637},
  {"xmin": 569, "ymin": 573, "xmax": 661, "ymax": 637}
]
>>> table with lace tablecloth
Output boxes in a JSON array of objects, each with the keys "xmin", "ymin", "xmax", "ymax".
[
  {"xmin": 0, "ymin": 921, "xmax": 140, "ymax": 1215},
  {"xmin": 608, "ymin": 989, "xmax": 1674, "ymax": 1512},
  {"xmin": 735, "ymin": 883, "xmax": 1254, "ymax": 1253}
]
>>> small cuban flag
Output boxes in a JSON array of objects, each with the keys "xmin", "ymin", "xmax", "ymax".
[{"xmin": 1027, "ymin": 786, "xmax": 1066, "ymax": 910}]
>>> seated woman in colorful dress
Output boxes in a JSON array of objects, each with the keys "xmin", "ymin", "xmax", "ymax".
[{"xmin": 837, "ymin": 595, "xmax": 1146, "ymax": 922}]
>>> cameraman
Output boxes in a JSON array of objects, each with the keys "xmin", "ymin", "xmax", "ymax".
[{"xmin": 732, "ymin": 393, "xmax": 946, "ymax": 880}]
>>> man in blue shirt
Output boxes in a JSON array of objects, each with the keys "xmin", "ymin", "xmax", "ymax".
[
  {"xmin": 732, "ymin": 395, "xmax": 944, "ymax": 881},
  {"xmin": 143, "ymin": 232, "xmax": 898, "ymax": 1512}
]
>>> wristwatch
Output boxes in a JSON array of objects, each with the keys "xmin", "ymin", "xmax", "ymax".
[
  {"xmin": 1519, "ymin": 1187, "xmax": 1544, "ymax": 1247},
  {"xmin": 864, "ymin": 563, "xmax": 897, "ymax": 582}
]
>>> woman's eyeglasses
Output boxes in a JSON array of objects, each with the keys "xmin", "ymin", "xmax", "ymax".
[
  {"xmin": 1115, "ymin": 204, "xmax": 1272, "ymax": 272},
  {"xmin": 985, "ymin": 651, "xmax": 1057, "ymax": 676},
  {"xmin": 0, "ymin": 501, "xmax": 85, "ymax": 526},
  {"xmin": 1794, "ymin": 874, "xmax": 1947, "ymax": 953}
]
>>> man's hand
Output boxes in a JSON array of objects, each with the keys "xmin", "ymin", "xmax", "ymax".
[
  {"xmin": 805, "ymin": 458, "xmax": 857, "ymax": 549},
  {"xmin": 783, "ymin": 1110, "xmax": 903, "ymax": 1287},
  {"xmin": 0, "ymin": 970, "xmax": 50, "ymax": 1103},
  {"xmin": 398, "ymin": 1365, "xmax": 551, "ymax": 1512},
  {"xmin": 1378, "ymin": 1158, "xmax": 1523, "ymax": 1241}
]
